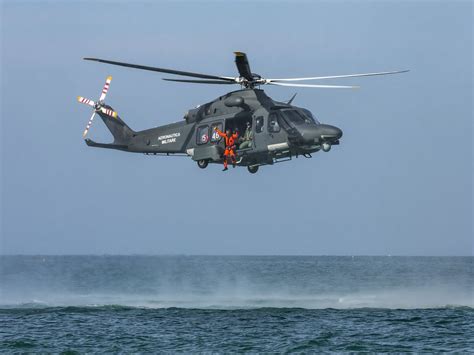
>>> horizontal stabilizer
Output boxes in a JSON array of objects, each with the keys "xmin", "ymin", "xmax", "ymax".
[{"xmin": 84, "ymin": 138, "xmax": 128, "ymax": 150}]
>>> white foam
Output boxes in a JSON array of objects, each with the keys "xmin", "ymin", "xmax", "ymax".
[{"xmin": 2, "ymin": 287, "xmax": 472, "ymax": 310}]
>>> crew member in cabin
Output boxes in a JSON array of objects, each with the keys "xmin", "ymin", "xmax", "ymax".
[
  {"xmin": 239, "ymin": 121, "xmax": 253, "ymax": 149},
  {"xmin": 214, "ymin": 127, "xmax": 238, "ymax": 171}
]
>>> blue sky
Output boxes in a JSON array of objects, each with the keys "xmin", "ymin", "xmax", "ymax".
[{"xmin": 1, "ymin": 1, "xmax": 472, "ymax": 255}]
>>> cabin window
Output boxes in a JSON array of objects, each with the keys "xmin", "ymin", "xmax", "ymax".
[
  {"xmin": 255, "ymin": 116, "xmax": 264, "ymax": 133},
  {"xmin": 268, "ymin": 113, "xmax": 280, "ymax": 133},
  {"xmin": 197, "ymin": 125, "xmax": 209, "ymax": 145},
  {"xmin": 210, "ymin": 122, "xmax": 223, "ymax": 143}
]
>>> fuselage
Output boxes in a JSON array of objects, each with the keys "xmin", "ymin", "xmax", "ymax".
[
  {"xmin": 99, "ymin": 88, "xmax": 342, "ymax": 167},
  {"xmin": 91, "ymin": 89, "xmax": 342, "ymax": 170}
]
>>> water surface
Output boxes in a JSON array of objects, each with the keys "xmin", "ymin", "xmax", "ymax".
[{"xmin": 1, "ymin": 256, "xmax": 472, "ymax": 352}]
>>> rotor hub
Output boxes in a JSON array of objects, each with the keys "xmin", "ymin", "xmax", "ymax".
[{"xmin": 94, "ymin": 101, "xmax": 104, "ymax": 110}]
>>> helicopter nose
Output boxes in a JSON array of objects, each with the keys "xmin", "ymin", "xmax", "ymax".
[
  {"xmin": 296, "ymin": 124, "xmax": 343, "ymax": 145},
  {"xmin": 318, "ymin": 124, "xmax": 342, "ymax": 139}
]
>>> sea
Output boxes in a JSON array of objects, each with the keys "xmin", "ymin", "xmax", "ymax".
[{"xmin": 0, "ymin": 256, "xmax": 472, "ymax": 352}]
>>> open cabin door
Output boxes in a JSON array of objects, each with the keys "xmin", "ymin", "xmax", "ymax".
[{"xmin": 224, "ymin": 114, "xmax": 254, "ymax": 151}]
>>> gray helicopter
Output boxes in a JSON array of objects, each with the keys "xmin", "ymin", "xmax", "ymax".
[{"xmin": 78, "ymin": 52, "xmax": 407, "ymax": 173}]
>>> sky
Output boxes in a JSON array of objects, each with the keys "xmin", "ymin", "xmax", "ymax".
[{"xmin": 1, "ymin": 0, "xmax": 472, "ymax": 255}]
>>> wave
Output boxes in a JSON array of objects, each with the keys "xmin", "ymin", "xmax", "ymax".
[
  {"xmin": 1, "ymin": 304, "xmax": 472, "ymax": 313},
  {"xmin": 1, "ymin": 292, "xmax": 473, "ymax": 311},
  {"xmin": 2, "ymin": 257, "xmax": 471, "ymax": 311}
]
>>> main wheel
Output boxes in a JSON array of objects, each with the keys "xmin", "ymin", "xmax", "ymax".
[
  {"xmin": 197, "ymin": 160, "xmax": 209, "ymax": 169},
  {"xmin": 247, "ymin": 165, "xmax": 259, "ymax": 174}
]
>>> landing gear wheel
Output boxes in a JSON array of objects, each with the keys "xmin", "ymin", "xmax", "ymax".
[
  {"xmin": 197, "ymin": 160, "xmax": 209, "ymax": 169},
  {"xmin": 321, "ymin": 142, "xmax": 332, "ymax": 152},
  {"xmin": 247, "ymin": 165, "xmax": 259, "ymax": 174}
]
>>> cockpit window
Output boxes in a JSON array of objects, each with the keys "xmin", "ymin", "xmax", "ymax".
[{"xmin": 281, "ymin": 110, "xmax": 313, "ymax": 125}]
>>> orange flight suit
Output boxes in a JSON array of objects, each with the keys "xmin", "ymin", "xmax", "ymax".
[{"xmin": 215, "ymin": 128, "xmax": 238, "ymax": 169}]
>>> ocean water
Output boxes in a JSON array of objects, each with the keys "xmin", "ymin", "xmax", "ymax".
[{"xmin": 1, "ymin": 256, "xmax": 472, "ymax": 352}]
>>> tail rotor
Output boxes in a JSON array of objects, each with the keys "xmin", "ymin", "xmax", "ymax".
[{"xmin": 77, "ymin": 76, "xmax": 118, "ymax": 138}]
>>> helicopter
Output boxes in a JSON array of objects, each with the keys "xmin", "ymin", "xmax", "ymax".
[{"xmin": 77, "ymin": 52, "xmax": 408, "ymax": 173}]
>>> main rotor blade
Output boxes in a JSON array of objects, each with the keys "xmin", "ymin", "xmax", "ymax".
[
  {"xmin": 99, "ymin": 75, "xmax": 112, "ymax": 102},
  {"xmin": 84, "ymin": 57, "xmax": 236, "ymax": 82},
  {"xmin": 268, "ymin": 70, "xmax": 409, "ymax": 82},
  {"xmin": 234, "ymin": 52, "xmax": 253, "ymax": 80},
  {"xmin": 268, "ymin": 82, "xmax": 360, "ymax": 89},
  {"xmin": 162, "ymin": 78, "xmax": 235, "ymax": 84}
]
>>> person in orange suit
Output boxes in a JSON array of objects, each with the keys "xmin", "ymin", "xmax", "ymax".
[{"xmin": 214, "ymin": 127, "xmax": 239, "ymax": 171}]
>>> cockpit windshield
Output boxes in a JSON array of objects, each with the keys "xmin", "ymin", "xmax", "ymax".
[
  {"xmin": 301, "ymin": 109, "xmax": 319, "ymax": 124},
  {"xmin": 281, "ymin": 110, "xmax": 317, "ymax": 125}
]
